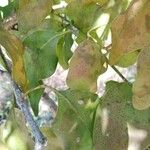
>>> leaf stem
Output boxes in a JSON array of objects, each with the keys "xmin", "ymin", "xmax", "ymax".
[
  {"xmin": 40, "ymin": 30, "xmax": 70, "ymax": 49},
  {"xmin": 24, "ymin": 85, "xmax": 46, "ymax": 98}
]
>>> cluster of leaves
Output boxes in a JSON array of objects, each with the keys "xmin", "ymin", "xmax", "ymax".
[{"xmin": 0, "ymin": 0, "xmax": 150, "ymax": 149}]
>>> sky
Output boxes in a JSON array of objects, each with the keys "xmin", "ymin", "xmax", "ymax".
[{"xmin": 0, "ymin": 0, "xmax": 8, "ymax": 7}]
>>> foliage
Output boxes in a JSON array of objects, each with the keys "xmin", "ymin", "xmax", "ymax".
[{"xmin": 0, "ymin": 0, "xmax": 150, "ymax": 149}]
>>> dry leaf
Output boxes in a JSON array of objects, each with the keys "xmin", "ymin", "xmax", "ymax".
[
  {"xmin": 109, "ymin": 0, "xmax": 150, "ymax": 65},
  {"xmin": 132, "ymin": 47, "xmax": 150, "ymax": 110}
]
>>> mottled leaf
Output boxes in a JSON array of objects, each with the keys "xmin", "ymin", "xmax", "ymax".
[
  {"xmin": 52, "ymin": 90, "xmax": 96, "ymax": 149},
  {"xmin": 66, "ymin": 1, "xmax": 102, "ymax": 33},
  {"xmin": 109, "ymin": 0, "xmax": 150, "ymax": 65},
  {"xmin": 18, "ymin": 0, "xmax": 53, "ymax": 33},
  {"xmin": 67, "ymin": 39, "xmax": 106, "ymax": 93},
  {"xmin": 93, "ymin": 81, "xmax": 150, "ymax": 150}
]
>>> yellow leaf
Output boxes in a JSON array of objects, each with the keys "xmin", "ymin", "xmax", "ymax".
[{"xmin": 0, "ymin": 28, "xmax": 28, "ymax": 91}]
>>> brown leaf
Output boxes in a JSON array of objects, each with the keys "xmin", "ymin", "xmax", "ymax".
[
  {"xmin": 18, "ymin": 0, "xmax": 53, "ymax": 33},
  {"xmin": 67, "ymin": 39, "xmax": 106, "ymax": 92},
  {"xmin": 109, "ymin": 0, "xmax": 150, "ymax": 65},
  {"xmin": 132, "ymin": 47, "xmax": 150, "ymax": 110}
]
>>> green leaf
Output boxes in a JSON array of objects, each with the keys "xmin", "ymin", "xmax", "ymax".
[
  {"xmin": 56, "ymin": 32, "xmax": 73, "ymax": 69},
  {"xmin": 23, "ymin": 30, "xmax": 67, "ymax": 115},
  {"xmin": 65, "ymin": 0, "xmax": 108, "ymax": 6},
  {"xmin": 66, "ymin": 1, "xmax": 101, "ymax": 33},
  {"xmin": 17, "ymin": 0, "xmax": 53, "ymax": 33},
  {"xmin": 52, "ymin": 89, "xmax": 97, "ymax": 149},
  {"xmin": 93, "ymin": 81, "xmax": 150, "ymax": 150},
  {"xmin": 0, "ymin": 1, "xmax": 14, "ymax": 19},
  {"xmin": 116, "ymin": 50, "xmax": 140, "ymax": 67}
]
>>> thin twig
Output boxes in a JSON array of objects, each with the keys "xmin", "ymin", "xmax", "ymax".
[
  {"xmin": 0, "ymin": 47, "xmax": 46, "ymax": 149},
  {"xmin": 104, "ymin": 56, "xmax": 129, "ymax": 83},
  {"xmin": 111, "ymin": 65, "xmax": 129, "ymax": 83}
]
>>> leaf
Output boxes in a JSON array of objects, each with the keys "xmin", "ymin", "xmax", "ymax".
[
  {"xmin": 66, "ymin": 39, "xmax": 106, "ymax": 93},
  {"xmin": 132, "ymin": 48, "xmax": 150, "ymax": 110},
  {"xmin": 52, "ymin": 90, "xmax": 96, "ymax": 149},
  {"xmin": 93, "ymin": 81, "xmax": 130, "ymax": 150},
  {"xmin": 109, "ymin": 0, "xmax": 150, "ymax": 65},
  {"xmin": 56, "ymin": 32, "xmax": 73, "ymax": 69},
  {"xmin": 17, "ymin": 0, "xmax": 53, "ymax": 33},
  {"xmin": 66, "ymin": 1, "xmax": 102, "ymax": 33},
  {"xmin": 23, "ymin": 30, "xmax": 66, "ymax": 115},
  {"xmin": 0, "ymin": 2, "xmax": 14, "ymax": 19},
  {"xmin": 65, "ymin": 0, "xmax": 108, "ymax": 5},
  {"xmin": 116, "ymin": 50, "xmax": 140, "ymax": 67},
  {"xmin": 0, "ymin": 28, "xmax": 28, "ymax": 91},
  {"xmin": 93, "ymin": 81, "xmax": 150, "ymax": 150},
  {"xmin": 40, "ymin": 127, "xmax": 64, "ymax": 150}
]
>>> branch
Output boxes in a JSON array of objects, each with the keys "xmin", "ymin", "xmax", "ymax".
[
  {"xmin": 110, "ymin": 65, "xmax": 129, "ymax": 83},
  {"xmin": 0, "ymin": 47, "xmax": 46, "ymax": 150}
]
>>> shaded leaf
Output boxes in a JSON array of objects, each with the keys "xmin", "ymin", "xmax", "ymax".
[
  {"xmin": 109, "ymin": 0, "xmax": 150, "ymax": 65},
  {"xmin": 56, "ymin": 32, "xmax": 73, "ymax": 69},
  {"xmin": 132, "ymin": 48, "xmax": 150, "ymax": 110},
  {"xmin": 93, "ymin": 81, "xmax": 150, "ymax": 150},
  {"xmin": 17, "ymin": 0, "xmax": 53, "ymax": 33},
  {"xmin": 23, "ymin": 30, "xmax": 67, "ymax": 115},
  {"xmin": 67, "ymin": 39, "xmax": 106, "ymax": 93},
  {"xmin": 52, "ymin": 90, "xmax": 96, "ymax": 149},
  {"xmin": 0, "ymin": 28, "xmax": 28, "ymax": 91}
]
